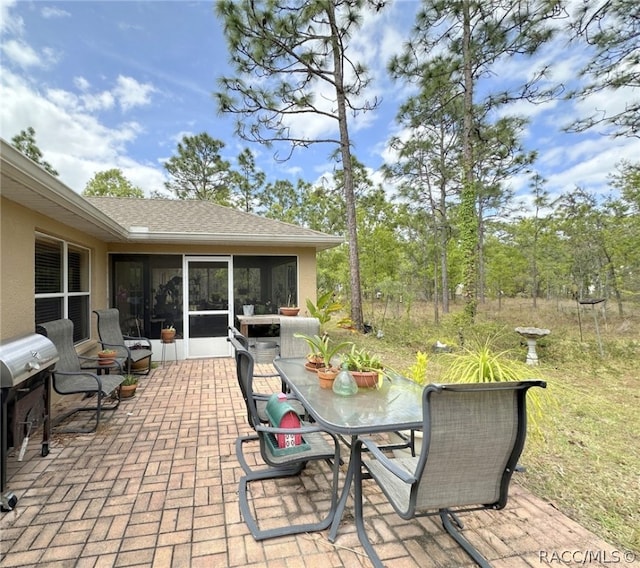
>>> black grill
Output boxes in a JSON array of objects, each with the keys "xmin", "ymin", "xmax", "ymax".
[{"xmin": 0, "ymin": 333, "xmax": 58, "ymax": 512}]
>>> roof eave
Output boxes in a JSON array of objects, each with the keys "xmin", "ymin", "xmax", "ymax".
[
  {"xmin": 126, "ymin": 231, "xmax": 344, "ymax": 251},
  {"xmin": 0, "ymin": 139, "xmax": 128, "ymax": 242}
]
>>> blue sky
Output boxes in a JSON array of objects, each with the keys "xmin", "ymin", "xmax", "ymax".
[{"xmin": 1, "ymin": 0, "xmax": 638, "ymax": 207}]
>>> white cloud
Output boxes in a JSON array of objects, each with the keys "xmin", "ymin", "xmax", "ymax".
[
  {"xmin": 1, "ymin": 38, "xmax": 42, "ymax": 68},
  {"xmin": 82, "ymin": 90, "xmax": 116, "ymax": 112},
  {"xmin": 41, "ymin": 6, "xmax": 70, "ymax": 19},
  {"xmin": 113, "ymin": 75, "xmax": 155, "ymax": 111},
  {"xmin": 0, "ymin": 69, "xmax": 162, "ymax": 195},
  {"xmin": 46, "ymin": 88, "xmax": 80, "ymax": 111},
  {"xmin": 117, "ymin": 21, "xmax": 143, "ymax": 32},
  {"xmin": 74, "ymin": 76, "xmax": 91, "ymax": 91},
  {"xmin": 0, "ymin": 0, "xmax": 23, "ymax": 35},
  {"xmin": 545, "ymin": 137, "xmax": 639, "ymax": 195}
]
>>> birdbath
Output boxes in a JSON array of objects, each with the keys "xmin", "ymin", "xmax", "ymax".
[{"xmin": 515, "ymin": 327, "xmax": 550, "ymax": 366}]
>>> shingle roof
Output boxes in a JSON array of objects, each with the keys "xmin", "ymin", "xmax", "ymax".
[{"xmin": 84, "ymin": 197, "xmax": 342, "ymax": 250}]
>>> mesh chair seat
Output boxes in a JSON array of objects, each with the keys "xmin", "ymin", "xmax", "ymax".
[
  {"xmin": 278, "ymin": 316, "xmax": 320, "ymax": 358},
  {"xmin": 52, "ymin": 371, "xmax": 124, "ymax": 398}
]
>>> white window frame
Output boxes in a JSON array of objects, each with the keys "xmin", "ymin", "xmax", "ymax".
[{"xmin": 35, "ymin": 233, "xmax": 91, "ymax": 342}]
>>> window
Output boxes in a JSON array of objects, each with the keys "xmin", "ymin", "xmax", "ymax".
[{"xmin": 35, "ymin": 235, "xmax": 90, "ymax": 343}]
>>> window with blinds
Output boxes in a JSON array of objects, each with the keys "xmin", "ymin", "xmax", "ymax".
[{"xmin": 35, "ymin": 235, "xmax": 90, "ymax": 343}]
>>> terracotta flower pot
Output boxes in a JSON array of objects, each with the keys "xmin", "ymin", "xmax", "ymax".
[
  {"xmin": 161, "ymin": 329, "xmax": 176, "ymax": 343},
  {"xmin": 98, "ymin": 350, "xmax": 117, "ymax": 366},
  {"xmin": 317, "ymin": 367, "xmax": 339, "ymax": 389},
  {"xmin": 351, "ymin": 370, "xmax": 380, "ymax": 388},
  {"xmin": 131, "ymin": 358, "xmax": 147, "ymax": 370},
  {"xmin": 119, "ymin": 384, "xmax": 137, "ymax": 399},
  {"xmin": 279, "ymin": 307, "xmax": 300, "ymax": 316},
  {"xmin": 305, "ymin": 355, "xmax": 324, "ymax": 372}
]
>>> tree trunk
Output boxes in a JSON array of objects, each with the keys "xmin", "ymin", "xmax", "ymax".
[
  {"xmin": 328, "ymin": 5, "xmax": 363, "ymax": 331},
  {"xmin": 477, "ymin": 199, "xmax": 485, "ymax": 304},
  {"xmin": 460, "ymin": 0, "xmax": 478, "ymax": 322}
]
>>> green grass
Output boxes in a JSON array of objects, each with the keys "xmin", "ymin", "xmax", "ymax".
[{"xmin": 327, "ymin": 298, "xmax": 640, "ymax": 552}]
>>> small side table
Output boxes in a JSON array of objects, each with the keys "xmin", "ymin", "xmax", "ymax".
[{"xmin": 161, "ymin": 338, "xmax": 177, "ymax": 367}]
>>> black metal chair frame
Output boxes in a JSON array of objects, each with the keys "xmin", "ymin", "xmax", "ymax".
[
  {"xmin": 352, "ymin": 380, "xmax": 546, "ymax": 568},
  {"xmin": 94, "ymin": 309, "xmax": 152, "ymax": 375},
  {"xmin": 231, "ymin": 339, "xmax": 341, "ymax": 540},
  {"xmin": 228, "ymin": 333, "xmax": 306, "ymax": 474},
  {"xmin": 37, "ymin": 319, "xmax": 126, "ymax": 433}
]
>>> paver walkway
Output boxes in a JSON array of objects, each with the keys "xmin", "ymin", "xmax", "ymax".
[{"xmin": 1, "ymin": 359, "xmax": 636, "ymax": 568}]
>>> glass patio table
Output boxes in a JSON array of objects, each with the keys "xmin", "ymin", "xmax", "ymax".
[{"xmin": 273, "ymin": 357, "xmax": 424, "ymax": 542}]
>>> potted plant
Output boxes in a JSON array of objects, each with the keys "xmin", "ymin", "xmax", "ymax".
[
  {"xmin": 342, "ymin": 345, "xmax": 384, "ymax": 388},
  {"xmin": 161, "ymin": 325, "xmax": 176, "ymax": 343},
  {"xmin": 304, "ymin": 290, "xmax": 343, "ymax": 326},
  {"xmin": 294, "ymin": 333, "xmax": 351, "ymax": 387},
  {"xmin": 118, "ymin": 374, "xmax": 139, "ymax": 399},
  {"xmin": 279, "ymin": 294, "xmax": 300, "ymax": 316},
  {"xmin": 97, "ymin": 348, "xmax": 117, "ymax": 365}
]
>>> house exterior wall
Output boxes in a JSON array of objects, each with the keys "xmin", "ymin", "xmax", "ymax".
[
  {"xmin": 1, "ymin": 197, "xmax": 319, "ymax": 344},
  {"xmin": 0, "ymin": 196, "xmax": 110, "ymax": 343}
]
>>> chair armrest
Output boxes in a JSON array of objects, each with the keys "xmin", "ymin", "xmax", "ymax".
[
  {"xmin": 99, "ymin": 341, "xmax": 129, "ymax": 353},
  {"xmin": 253, "ymin": 370, "xmax": 280, "ymax": 378},
  {"xmin": 357, "ymin": 437, "xmax": 417, "ymax": 484},
  {"xmin": 253, "ymin": 392, "xmax": 300, "ymax": 402},
  {"xmin": 252, "ymin": 393, "xmax": 272, "ymax": 402}
]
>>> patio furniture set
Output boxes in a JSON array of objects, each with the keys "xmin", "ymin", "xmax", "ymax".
[
  {"xmin": 32, "ymin": 307, "xmax": 546, "ymax": 566},
  {"xmin": 229, "ymin": 325, "xmax": 546, "ymax": 568}
]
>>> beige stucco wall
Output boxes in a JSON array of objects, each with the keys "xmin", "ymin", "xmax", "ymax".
[{"xmin": 0, "ymin": 197, "xmax": 110, "ymax": 343}]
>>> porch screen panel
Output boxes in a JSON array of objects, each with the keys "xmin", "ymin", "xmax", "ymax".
[{"xmin": 232, "ymin": 256, "xmax": 297, "ymax": 317}]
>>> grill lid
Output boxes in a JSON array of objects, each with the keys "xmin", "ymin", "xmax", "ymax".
[{"xmin": 0, "ymin": 333, "xmax": 59, "ymax": 388}]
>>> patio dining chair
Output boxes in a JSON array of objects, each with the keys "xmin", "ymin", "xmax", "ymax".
[
  {"xmin": 37, "ymin": 319, "xmax": 125, "ymax": 433},
  {"xmin": 229, "ymin": 325, "xmax": 288, "ymax": 392},
  {"xmin": 232, "ymin": 342, "xmax": 341, "ymax": 541},
  {"xmin": 352, "ymin": 380, "xmax": 546, "ymax": 568},
  {"xmin": 278, "ymin": 316, "xmax": 320, "ymax": 358},
  {"xmin": 94, "ymin": 308, "xmax": 152, "ymax": 375},
  {"xmin": 228, "ymin": 334, "xmax": 307, "ymax": 468}
]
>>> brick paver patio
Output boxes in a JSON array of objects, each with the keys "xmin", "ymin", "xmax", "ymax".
[{"xmin": 1, "ymin": 359, "xmax": 636, "ymax": 568}]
